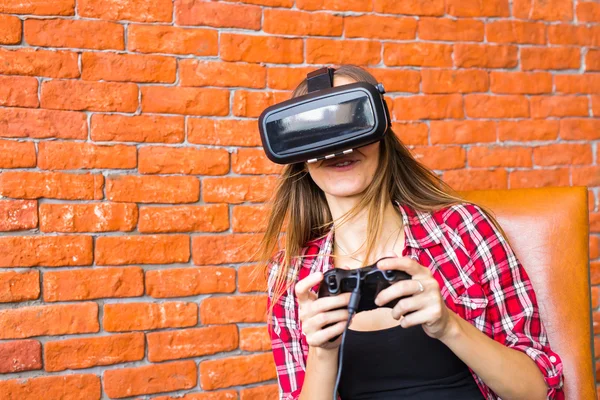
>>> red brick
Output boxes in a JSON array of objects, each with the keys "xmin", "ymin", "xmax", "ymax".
[
  {"xmin": 153, "ymin": 391, "xmax": 238, "ymax": 400},
  {"xmin": 593, "ymin": 214, "xmax": 600, "ymax": 234},
  {"xmin": 139, "ymin": 204, "xmax": 228, "ymax": 233},
  {"xmin": 232, "ymin": 90, "xmax": 290, "ymax": 118},
  {"xmin": 24, "ymin": 18, "xmax": 123, "ymax": 50},
  {"xmin": 0, "ymin": 108, "xmax": 86, "ymax": 139},
  {"xmin": 104, "ymin": 302, "xmax": 197, "ymax": 331},
  {"xmin": 531, "ymin": 96, "xmax": 589, "ymax": 118},
  {"xmin": 419, "ymin": 18, "xmax": 484, "ymax": 41},
  {"xmin": 240, "ymin": 326, "xmax": 271, "ymax": 351},
  {"xmin": 38, "ymin": 142, "xmax": 136, "ymax": 170},
  {"xmin": 468, "ymin": 146, "xmax": 532, "ymax": 168},
  {"xmin": 560, "ymin": 120, "xmax": 600, "ymax": 141},
  {"xmin": 128, "ymin": 24, "xmax": 218, "ymax": 56},
  {"xmin": 78, "ymin": 0, "xmax": 173, "ymax": 22},
  {"xmin": 138, "ymin": 146, "xmax": 229, "ymax": 175},
  {"xmin": 514, "ymin": 0, "xmax": 574, "ymax": 21},
  {"xmin": 490, "ymin": 72, "xmax": 552, "ymax": 94},
  {"xmin": 533, "ymin": 143, "xmax": 592, "ymax": 166},
  {"xmin": 393, "ymin": 95, "xmax": 463, "ymax": 120},
  {"xmin": 521, "ymin": 47, "xmax": 580, "ymax": 70},
  {"xmin": 0, "ymin": 15, "xmax": 21, "ymax": 44},
  {"xmin": 200, "ymin": 353, "xmax": 275, "ymax": 390},
  {"xmin": 188, "ymin": 118, "xmax": 261, "ymax": 146},
  {"xmin": 486, "ymin": 21, "xmax": 546, "ymax": 44},
  {"xmin": 0, "ymin": 171, "xmax": 103, "ymax": 200},
  {"xmin": 0, "ymin": 303, "xmax": 98, "ymax": 339},
  {"xmin": 40, "ymin": 203, "xmax": 137, "ymax": 233},
  {"xmin": 221, "ymin": 33, "xmax": 303, "ymax": 64},
  {"xmin": 346, "ymin": 15, "xmax": 416, "ymax": 40},
  {"xmin": 0, "ymin": 235, "xmax": 92, "ymax": 268},
  {"xmin": 192, "ymin": 234, "xmax": 261, "ymax": 264},
  {"xmin": 454, "ymin": 44, "xmax": 518, "ymax": 68},
  {"xmin": 141, "ymin": 86, "xmax": 228, "ymax": 116},
  {"xmin": 384, "ymin": 43, "xmax": 452, "ymax": 67},
  {"xmin": 572, "ymin": 166, "xmax": 600, "ymax": 187},
  {"xmin": 548, "ymin": 24, "xmax": 599, "ymax": 46},
  {"xmin": 0, "ymin": 374, "xmax": 100, "ymax": 400},
  {"xmin": 446, "ymin": 0, "xmax": 509, "ymax": 16},
  {"xmin": 0, "ymin": 270, "xmax": 39, "ymax": 302},
  {"xmin": 96, "ymin": 234, "xmax": 190, "ymax": 265},
  {"xmin": 81, "ymin": 52, "xmax": 175, "ymax": 83},
  {"xmin": 148, "ymin": 325, "xmax": 238, "ymax": 362},
  {"xmin": 104, "ymin": 360, "xmax": 196, "ymax": 398},
  {"xmin": 106, "ymin": 175, "xmax": 199, "ymax": 203},
  {"xmin": 307, "ymin": 38, "xmax": 380, "ymax": 65},
  {"xmin": 0, "ymin": 48, "xmax": 79, "ymax": 78},
  {"xmin": 393, "ymin": 123, "xmax": 429, "ymax": 145},
  {"xmin": 0, "ymin": 140, "xmax": 36, "ymax": 168},
  {"xmin": 225, "ymin": 0, "xmax": 292, "ymax": 5},
  {"xmin": 146, "ymin": 267, "xmax": 236, "ymax": 298},
  {"xmin": 44, "ymin": 333, "xmax": 144, "ymax": 372},
  {"xmin": 509, "ymin": 168, "xmax": 570, "ymax": 189},
  {"xmin": 238, "ymin": 263, "xmax": 267, "ymax": 292},
  {"xmin": 201, "ymin": 295, "xmax": 267, "ymax": 324},
  {"xmin": 410, "ymin": 146, "xmax": 465, "ymax": 170},
  {"xmin": 180, "ymin": 60, "xmax": 265, "ymax": 88},
  {"xmin": 0, "ymin": 76, "xmax": 38, "ymax": 108},
  {"xmin": 91, "ymin": 114, "xmax": 184, "ymax": 143},
  {"xmin": 176, "ymin": 0, "xmax": 261, "ymax": 29},
  {"xmin": 443, "ymin": 169, "xmax": 508, "ymax": 191},
  {"xmin": 265, "ymin": 9, "xmax": 342, "ymax": 36},
  {"xmin": 374, "ymin": 0, "xmax": 444, "ymax": 15},
  {"xmin": 0, "ymin": 0, "xmax": 74, "ymax": 15},
  {"xmin": 297, "ymin": 0, "xmax": 371, "ymax": 11},
  {"xmin": 422, "ymin": 69, "xmax": 488, "ymax": 93},
  {"xmin": 241, "ymin": 385, "xmax": 279, "ymax": 400},
  {"xmin": 465, "ymin": 95, "xmax": 529, "ymax": 118},
  {"xmin": 591, "ymin": 237, "xmax": 600, "ymax": 260},
  {"xmin": 594, "ymin": 96, "xmax": 600, "ymax": 117},
  {"xmin": 578, "ymin": 2, "xmax": 600, "ymax": 22},
  {"xmin": 203, "ymin": 176, "xmax": 277, "ymax": 203},
  {"xmin": 366, "ymin": 69, "xmax": 420, "ymax": 93},
  {"xmin": 267, "ymin": 66, "xmax": 314, "ymax": 90},
  {"xmin": 233, "ymin": 205, "xmax": 270, "ymax": 233},
  {"xmin": 498, "ymin": 120, "xmax": 559, "ymax": 142},
  {"xmin": 587, "ymin": 50, "xmax": 600, "ymax": 72},
  {"xmin": 44, "ymin": 267, "xmax": 143, "ymax": 302},
  {"xmin": 556, "ymin": 75, "xmax": 600, "ymax": 94},
  {"xmin": 0, "ymin": 340, "xmax": 41, "ymax": 373},
  {"xmin": 430, "ymin": 121, "xmax": 496, "ymax": 145},
  {"xmin": 232, "ymin": 148, "xmax": 282, "ymax": 175},
  {"xmin": 41, "ymin": 80, "xmax": 137, "ymax": 112}
]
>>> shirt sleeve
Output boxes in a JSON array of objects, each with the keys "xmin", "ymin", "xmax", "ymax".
[
  {"xmin": 459, "ymin": 203, "xmax": 565, "ymax": 399},
  {"xmin": 266, "ymin": 252, "xmax": 307, "ymax": 400}
]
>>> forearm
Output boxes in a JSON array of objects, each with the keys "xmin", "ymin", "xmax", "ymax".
[
  {"xmin": 299, "ymin": 346, "xmax": 339, "ymax": 400},
  {"xmin": 440, "ymin": 311, "xmax": 547, "ymax": 400}
]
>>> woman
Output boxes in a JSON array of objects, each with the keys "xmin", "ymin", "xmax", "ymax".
[{"xmin": 259, "ymin": 65, "xmax": 564, "ymax": 400}]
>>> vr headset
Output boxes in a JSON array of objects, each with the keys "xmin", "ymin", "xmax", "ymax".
[{"xmin": 258, "ymin": 67, "xmax": 391, "ymax": 165}]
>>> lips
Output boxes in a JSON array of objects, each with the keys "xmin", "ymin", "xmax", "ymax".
[{"xmin": 322, "ymin": 156, "xmax": 358, "ymax": 168}]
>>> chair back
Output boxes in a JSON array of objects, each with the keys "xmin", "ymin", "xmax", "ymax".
[{"xmin": 460, "ymin": 186, "xmax": 595, "ymax": 399}]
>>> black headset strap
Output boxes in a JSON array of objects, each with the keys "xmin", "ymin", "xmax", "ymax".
[{"xmin": 306, "ymin": 67, "xmax": 335, "ymax": 93}]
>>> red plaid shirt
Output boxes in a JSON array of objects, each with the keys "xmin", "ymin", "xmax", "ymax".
[{"xmin": 267, "ymin": 202, "xmax": 564, "ymax": 399}]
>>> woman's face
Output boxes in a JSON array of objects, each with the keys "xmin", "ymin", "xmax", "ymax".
[{"xmin": 305, "ymin": 75, "xmax": 381, "ymax": 200}]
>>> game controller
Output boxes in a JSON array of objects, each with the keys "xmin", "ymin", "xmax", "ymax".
[{"xmin": 317, "ymin": 259, "xmax": 412, "ymax": 313}]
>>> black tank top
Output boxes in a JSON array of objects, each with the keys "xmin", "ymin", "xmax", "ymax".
[{"xmin": 338, "ymin": 323, "xmax": 486, "ymax": 400}]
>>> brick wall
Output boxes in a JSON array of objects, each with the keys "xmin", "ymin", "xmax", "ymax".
[{"xmin": 0, "ymin": 0, "xmax": 598, "ymax": 399}]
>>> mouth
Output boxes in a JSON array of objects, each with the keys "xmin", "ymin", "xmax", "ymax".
[{"xmin": 323, "ymin": 156, "xmax": 359, "ymax": 168}]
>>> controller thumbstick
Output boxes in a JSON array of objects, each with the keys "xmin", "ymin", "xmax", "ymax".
[{"xmin": 327, "ymin": 275, "xmax": 338, "ymax": 292}]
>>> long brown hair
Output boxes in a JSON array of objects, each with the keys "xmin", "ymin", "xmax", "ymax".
[{"xmin": 257, "ymin": 65, "xmax": 508, "ymax": 320}]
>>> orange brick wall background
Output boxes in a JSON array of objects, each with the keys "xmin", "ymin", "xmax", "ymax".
[{"xmin": 0, "ymin": 0, "xmax": 599, "ymax": 399}]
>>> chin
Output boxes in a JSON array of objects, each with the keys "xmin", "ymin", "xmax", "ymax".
[{"xmin": 323, "ymin": 182, "xmax": 369, "ymax": 198}]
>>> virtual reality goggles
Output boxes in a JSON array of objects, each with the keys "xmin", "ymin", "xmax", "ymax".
[{"xmin": 258, "ymin": 67, "xmax": 391, "ymax": 165}]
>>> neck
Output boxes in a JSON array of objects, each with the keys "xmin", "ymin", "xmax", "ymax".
[{"xmin": 325, "ymin": 193, "xmax": 404, "ymax": 266}]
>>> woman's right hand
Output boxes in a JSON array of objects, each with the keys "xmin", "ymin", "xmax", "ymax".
[{"xmin": 295, "ymin": 271, "xmax": 352, "ymax": 350}]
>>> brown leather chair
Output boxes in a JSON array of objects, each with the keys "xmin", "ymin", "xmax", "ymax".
[{"xmin": 459, "ymin": 186, "xmax": 595, "ymax": 399}]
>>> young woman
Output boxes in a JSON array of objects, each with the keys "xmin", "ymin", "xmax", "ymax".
[{"xmin": 259, "ymin": 65, "xmax": 564, "ymax": 400}]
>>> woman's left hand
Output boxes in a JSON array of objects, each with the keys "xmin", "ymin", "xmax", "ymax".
[{"xmin": 374, "ymin": 253, "xmax": 458, "ymax": 340}]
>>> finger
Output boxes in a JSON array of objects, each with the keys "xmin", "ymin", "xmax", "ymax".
[
  {"xmin": 307, "ymin": 320, "xmax": 349, "ymax": 347},
  {"xmin": 303, "ymin": 309, "xmax": 350, "ymax": 334},
  {"xmin": 399, "ymin": 309, "xmax": 431, "ymax": 328},
  {"xmin": 311, "ymin": 292, "xmax": 351, "ymax": 314},
  {"xmin": 377, "ymin": 256, "xmax": 426, "ymax": 277},
  {"xmin": 375, "ymin": 279, "xmax": 425, "ymax": 306},
  {"xmin": 295, "ymin": 272, "xmax": 323, "ymax": 301},
  {"xmin": 390, "ymin": 293, "xmax": 427, "ymax": 320}
]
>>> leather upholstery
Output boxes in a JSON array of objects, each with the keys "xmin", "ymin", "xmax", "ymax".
[{"xmin": 459, "ymin": 186, "xmax": 595, "ymax": 399}]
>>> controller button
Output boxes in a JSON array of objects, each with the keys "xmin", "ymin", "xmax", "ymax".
[{"xmin": 327, "ymin": 275, "xmax": 338, "ymax": 291}]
